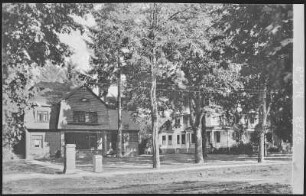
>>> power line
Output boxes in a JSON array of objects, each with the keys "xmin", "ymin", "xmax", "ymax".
[
  {"xmin": 139, "ymin": 81, "xmax": 278, "ymax": 92},
  {"xmin": 129, "ymin": 86, "xmax": 270, "ymax": 95},
  {"xmin": 83, "ymin": 78, "xmax": 281, "ymax": 94}
]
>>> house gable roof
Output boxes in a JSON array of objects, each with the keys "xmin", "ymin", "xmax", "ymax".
[{"xmin": 61, "ymin": 85, "xmax": 108, "ymax": 107}]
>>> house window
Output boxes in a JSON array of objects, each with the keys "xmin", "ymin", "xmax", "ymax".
[
  {"xmin": 168, "ymin": 135, "xmax": 172, "ymax": 145},
  {"xmin": 186, "ymin": 133, "xmax": 190, "ymax": 143},
  {"xmin": 207, "ymin": 132, "xmax": 211, "ymax": 143},
  {"xmin": 182, "ymin": 134, "xmax": 186, "ymax": 144},
  {"xmin": 37, "ymin": 111, "xmax": 48, "ymax": 122},
  {"xmin": 174, "ymin": 117, "xmax": 181, "ymax": 128},
  {"xmin": 177, "ymin": 135, "xmax": 180, "ymax": 144},
  {"xmin": 215, "ymin": 131, "xmax": 221, "ymax": 143},
  {"xmin": 73, "ymin": 111, "xmax": 85, "ymax": 122},
  {"xmin": 183, "ymin": 115, "xmax": 189, "ymax": 126},
  {"xmin": 32, "ymin": 135, "xmax": 43, "ymax": 148},
  {"xmin": 219, "ymin": 116, "xmax": 224, "ymax": 125},
  {"xmin": 73, "ymin": 111, "xmax": 98, "ymax": 124},
  {"xmin": 191, "ymin": 133, "xmax": 195, "ymax": 143},
  {"xmin": 162, "ymin": 135, "xmax": 166, "ymax": 145}
]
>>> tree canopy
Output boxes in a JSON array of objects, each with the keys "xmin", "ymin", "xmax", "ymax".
[{"xmin": 2, "ymin": 3, "xmax": 92, "ymax": 147}]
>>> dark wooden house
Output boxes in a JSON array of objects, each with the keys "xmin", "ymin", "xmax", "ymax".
[{"xmin": 24, "ymin": 85, "xmax": 139, "ymax": 159}]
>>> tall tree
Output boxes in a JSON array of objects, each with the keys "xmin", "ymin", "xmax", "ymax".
[
  {"xmin": 168, "ymin": 4, "xmax": 243, "ymax": 162},
  {"xmin": 86, "ymin": 3, "xmax": 136, "ymax": 157},
  {"xmin": 88, "ymin": 3, "xmax": 244, "ymax": 166},
  {"xmin": 215, "ymin": 4, "xmax": 293, "ymax": 162},
  {"xmin": 122, "ymin": 3, "xmax": 242, "ymax": 164},
  {"xmin": 88, "ymin": 3, "xmax": 194, "ymax": 167}
]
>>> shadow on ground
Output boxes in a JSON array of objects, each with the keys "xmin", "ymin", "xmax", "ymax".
[
  {"xmin": 4, "ymin": 153, "xmax": 291, "ymax": 174},
  {"xmin": 3, "ymin": 160, "xmax": 62, "ymax": 175}
]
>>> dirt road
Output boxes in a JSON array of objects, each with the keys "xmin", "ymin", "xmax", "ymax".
[{"xmin": 3, "ymin": 162, "xmax": 292, "ymax": 194}]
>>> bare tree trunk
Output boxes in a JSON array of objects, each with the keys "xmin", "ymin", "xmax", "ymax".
[
  {"xmin": 151, "ymin": 3, "xmax": 160, "ymax": 169},
  {"xmin": 195, "ymin": 113, "xmax": 204, "ymax": 164},
  {"xmin": 151, "ymin": 48, "xmax": 160, "ymax": 169},
  {"xmin": 195, "ymin": 126, "xmax": 204, "ymax": 163},
  {"xmin": 116, "ymin": 54, "xmax": 123, "ymax": 158},
  {"xmin": 189, "ymin": 93, "xmax": 204, "ymax": 164},
  {"xmin": 202, "ymin": 114, "xmax": 207, "ymax": 159},
  {"xmin": 258, "ymin": 85, "xmax": 267, "ymax": 163}
]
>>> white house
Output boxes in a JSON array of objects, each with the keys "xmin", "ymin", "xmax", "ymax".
[{"xmin": 158, "ymin": 104, "xmax": 259, "ymax": 154}]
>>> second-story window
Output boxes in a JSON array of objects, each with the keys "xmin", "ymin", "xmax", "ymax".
[
  {"xmin": 37, "ymin": 111, "xmax": 48, "ymax": 122},
  {"xmin": 183, "ymin": 115, "xmax": 189, "ymax": 126},
  {"xmin": 73, "ymin": 111, "xmax": 98, "ymax": 124},
  {"xmin": 74, "ymin": 111, "xmax": 85, "ymax": 123},
  {"xmin": 174, "ymin": 117, "xmax": 181, "ymax": 128},
  {"xmin": 168, "ymin": 135, "xmax": 172, "ymax": 145},
  {"xmin": 162, "ymin": 135, "xmax": 166, "ymax": 145}
]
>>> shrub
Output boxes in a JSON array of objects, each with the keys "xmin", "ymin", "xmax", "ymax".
[
  {"xmin": 230, "ymin": 142, "xmax": 254, "ymax": 155},
  {"xmin": 212, "ymin": 147, "xmax": 229, "ymax": 154},
  {"xmin": 211, "ymin": 142, "xmax": 254, "ymax": 155},
  {"xmin": 2, "ymin": 146, "xmax": 19, "ymax": 161},
  {"xmin": 268, "ymin": 146, "xmax": 281, "ymax": 153}
]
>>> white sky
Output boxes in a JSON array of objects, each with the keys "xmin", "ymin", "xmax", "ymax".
[
  {"xmin": 58, "ymin": 10, "xmax": 126, "ymax": 97},
  {"xmin": 58, "ymin": 13, "xmax": 96, "ymax": 73}
]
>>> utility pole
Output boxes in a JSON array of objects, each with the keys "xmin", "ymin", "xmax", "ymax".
[
  {"xmin": 151, "ymin": 3, "xmax": 160, "ymax": 169},
  {"xmin": 116, "ymin": 50, "xmax": 123, "ymax": 158},
  {"xmin": 258, "ymin": 86, "xmax": 267, "ymax": 163}
]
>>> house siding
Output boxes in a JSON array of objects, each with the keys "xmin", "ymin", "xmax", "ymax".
[
  {"xmin": 26, "ymin": 130, "xmax": 61, "ymax": 159},
  {"xmin": 57, "ymin": 88, "xmax": 109, "ymax": 130},
  {"xmin": 24, "ymin": 106, "xmax": 52, "ymax": 129},
  {"xmin": 24, "ymin": 86, "xmax": 140, "ymax": 159},
  {"xmin": 158, "ymin": 112, "xmax": 257, "ymax": 154}
]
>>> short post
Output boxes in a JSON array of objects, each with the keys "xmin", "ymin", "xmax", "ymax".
[
  {"xmin": 93, "ymin": 154, "xmax": 103, "ymax": 172},
  {"xmin": 63, "ymin": 144, "xmax": 76, "ymax": 174}
]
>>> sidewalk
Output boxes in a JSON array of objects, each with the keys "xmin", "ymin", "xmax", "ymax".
[{"xmin": 3, "ymin": 159, "xmax": 290, "ymax": 183}]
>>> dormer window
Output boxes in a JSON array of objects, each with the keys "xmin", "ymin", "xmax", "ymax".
[
  {"xmin": 183, "ymin": 115, "xmax": 189, "ymax": 126},
  {"xmin": 174, "ymin": 117, "xmax": 181, "ymax": 128},
  {"xmin": 37, "ymin": 111, "xmax": 48, "ymax": 123}
]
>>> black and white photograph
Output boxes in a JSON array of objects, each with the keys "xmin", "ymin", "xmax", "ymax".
[{"xmin": 2, "ymin": 3, "xmax": 304, "ymax": 194}]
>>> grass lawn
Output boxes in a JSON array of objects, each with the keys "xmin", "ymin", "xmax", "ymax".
[
  {"xmin": 3, "ymin": 159, "xmax": 62, "ymax": 175},
  {"xmin": 2, "ymin": 153, "xmax": 292, "ymax": 194}
]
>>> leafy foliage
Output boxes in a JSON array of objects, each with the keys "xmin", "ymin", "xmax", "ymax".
[
  {"xmin": 214, "ymin": 4, "xmax": 293, "ymax": 146},
  {"xmin": 2, "ymin": 3, "xmax": 92, "ymax": 147}
]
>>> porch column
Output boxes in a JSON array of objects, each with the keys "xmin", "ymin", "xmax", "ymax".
[
  {"xmin": 211, "ymin": 130, "xmax": 215, "ymax": 147},
  {"xmin": 60, "ymin": 132, "xmax": 65, "ymax": 158},
  {"xmin": 102, "ymin": 131, "xmax": 107, "ymax": 156},
  {"xmin": 25, "ymin": 130, "xmax": 31, "ymax": 160}
]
